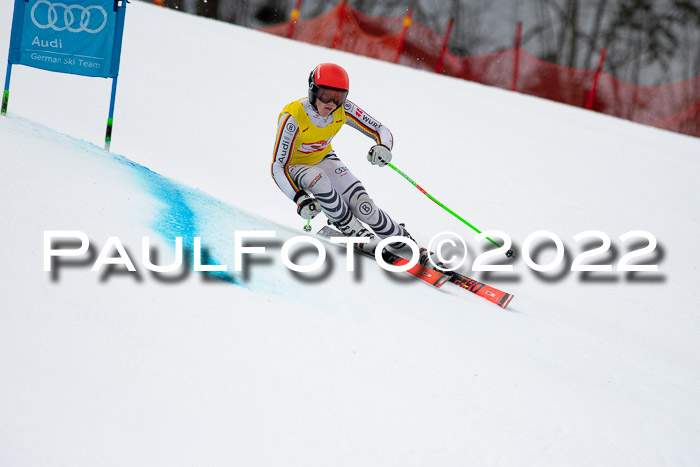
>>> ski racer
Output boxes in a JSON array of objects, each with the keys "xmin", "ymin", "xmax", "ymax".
[{"xmin": 270, "ymin": 63, "xmax": 413, "ymax": 255}]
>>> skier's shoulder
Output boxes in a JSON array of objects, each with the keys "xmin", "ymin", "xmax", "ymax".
[
  {"xmin": 281, "ymin": 97, "xmax": 317, "ymax": 121},
  {"xmin": 343, "ymin": 100, "xmax": 382, "ymax": 127},
  {"xmin": 280, "ymin": 97, "xmax": 305, "ymax": 115},
  {"xmin": 342, "ymin": 99, "xmax": 361, "ymax": 117},
  {"xmin": 278, "ymin": 98, "xmax": 308, "ymax": 128}
]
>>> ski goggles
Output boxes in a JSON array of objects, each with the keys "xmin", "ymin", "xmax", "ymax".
[{"xmin": 316, "ymin": 87, "xmax": 348, "ymax": 106}]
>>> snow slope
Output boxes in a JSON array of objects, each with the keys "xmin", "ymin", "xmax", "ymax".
[{"xmin": 1, "ymin": 2, "xmax": 700, "ymax": 466}]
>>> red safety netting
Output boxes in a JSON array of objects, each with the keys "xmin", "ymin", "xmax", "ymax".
[
  {"xmin": 260, "ymin": 2, "xmax": 700, "ymax": 138},
  {"xmin": 261, "ymin": 3, "xmax": 404, "ymax": 62}
]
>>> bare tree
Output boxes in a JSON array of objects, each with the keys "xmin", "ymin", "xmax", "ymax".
[
  {"xmin": 582, "ymin": 0, "xmax": 609, "ymax": 69},
  {"xmin": 672, "ymin": 0, "xmax": 700, "ymax": 79},
  {"xmin": 166, "ymin": 0, "xmax": 698, "ymax": 85},
  {"xmin": 602, "ymin": 0, "xmax": 679, "ymax": 84}
]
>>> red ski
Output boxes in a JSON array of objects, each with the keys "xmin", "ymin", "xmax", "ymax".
[
  {"xmin": 316, "ymin": 226, "xmax": 514, "ymax": 308},
  {"xmin": 381, "ymin": 250, "xmax": 450, "ymax": 288},
  {"xmin": 317, "ymin": 226, "xmax": 450, "ymax": 288},
  {"xmin": 447, "ymin": 273, "xmax": 514, "ymax": 309}
]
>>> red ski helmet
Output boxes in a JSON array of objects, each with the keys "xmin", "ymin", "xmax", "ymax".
[{"xmin": 308, "ymin": 63, "xmax": 349, "ymax": 109}]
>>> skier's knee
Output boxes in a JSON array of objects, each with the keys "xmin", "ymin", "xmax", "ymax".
[
  {"xmin": 353, "ymin": 194, "xmax": 377, "ymax": 221},
  {"xmin": 304, "ymin": 169, "xmax": 331, "ymax": 195}
]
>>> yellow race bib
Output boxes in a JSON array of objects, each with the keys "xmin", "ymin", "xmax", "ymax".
[{"xmin": 281, "ymin": 100, "xmax": 346, "ymax": 166}]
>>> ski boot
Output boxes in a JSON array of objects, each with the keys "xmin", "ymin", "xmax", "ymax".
[
  {"xmin": 388, "ymin": 224, "xmax": 450, "ymax": 272},
  {"xmin": 384, "ymin": 223, "xmax": 415, "ymax": 250},
  {"xmin": 332, "ymin": 216, "xmax": 380, "ymax": 255},
  {"xmin": 418, "ymin": 248, "xmax": 450, "ymax": 273}
]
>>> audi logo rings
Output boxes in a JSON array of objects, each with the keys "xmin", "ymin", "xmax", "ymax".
[{"xmin": 31, "ymin": 0, "xmax": 108, "ymax": 34}]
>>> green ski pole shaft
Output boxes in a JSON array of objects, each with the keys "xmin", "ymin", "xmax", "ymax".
[{"xmin": 386, "ymin": 162, "xmax": 506, "ymax": 252}]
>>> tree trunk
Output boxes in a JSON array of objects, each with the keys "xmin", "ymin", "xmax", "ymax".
[
  {"xmin": 567, "ymin": 0, "xmax": 579, "ymax": 68},
  {"xmin": 584, "ymin": 0, "xmax": 608, "ymax": 69}
]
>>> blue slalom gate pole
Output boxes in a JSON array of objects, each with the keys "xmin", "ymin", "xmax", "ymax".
[
  {"xmin": 2, "ymin": 63, "xmax": 11, "ymax": 115},
  {"xmin": 105, "ymin": 76, "xmax": 119, "ymax": 151},
  {"xmin": 104, "ymin": 0, "xmax": 129, "ymax": 151}
]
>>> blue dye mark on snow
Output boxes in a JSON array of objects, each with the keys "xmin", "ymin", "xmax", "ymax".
[
  {"xmin": 111, "ymin": 155, "xmax": 239, "ymax": 285},
  {"xmin": 49, "ymin": 129, "xmax": 289, "ymax": 296},
  {"xmin": 17, "ymin": 115, "xmax": 290, "ymax": 290}
]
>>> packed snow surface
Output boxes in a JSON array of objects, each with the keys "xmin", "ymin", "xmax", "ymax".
[{"xmin": 1, "ymin": 2, "xmax": 699, "ymax": 466}]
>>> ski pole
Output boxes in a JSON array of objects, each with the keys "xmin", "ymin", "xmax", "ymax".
[{"xmin": 386, "ymin": 162, "xmax": 514, "ymax": 257}]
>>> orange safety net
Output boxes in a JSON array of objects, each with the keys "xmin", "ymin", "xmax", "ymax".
[{"xmin": 260, "ymin": 3, "xmax": 700, "ymax": 139}]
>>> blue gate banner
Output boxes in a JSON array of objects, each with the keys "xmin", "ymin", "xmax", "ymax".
[{"xmin": 8, "ymin": 0, "xmax": 126, "ymax": 78}]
